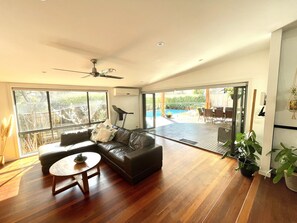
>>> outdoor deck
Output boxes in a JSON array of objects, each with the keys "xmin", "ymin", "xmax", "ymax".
[{"xmin": 145, "ymin": 111, "xmax": 232, "ymax": 154}]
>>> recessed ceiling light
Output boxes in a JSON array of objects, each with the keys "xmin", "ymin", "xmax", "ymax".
[{"xmin": 157, "ymin": 41, "xmax": 165, "ymax": 47}]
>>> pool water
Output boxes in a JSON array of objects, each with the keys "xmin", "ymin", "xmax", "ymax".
[{"xmin": 146, "ymin": 109, "xmax": 186, "ymax": 118}]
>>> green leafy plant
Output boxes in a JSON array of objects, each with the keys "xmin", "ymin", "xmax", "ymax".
[
  {"xmin": 222, "ymin": 130, "xmax": 262, "ymax": 175},
  {"xmin": 74, "ymin": 153, "xmax": 87, "ymax": 163},
  {"xmin": 268, "ymin": 143, "xmax": 297, "ymax": 184}
]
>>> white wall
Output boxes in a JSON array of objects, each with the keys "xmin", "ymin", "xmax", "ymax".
[
  {"xmin": 109, "ymin": 93, "xmax": 141, "ymax": 130},
  {"xmin": 0, "ymin": 82, "xmax": 140, "ymax": 162}
]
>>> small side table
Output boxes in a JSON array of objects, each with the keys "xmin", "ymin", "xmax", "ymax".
[{"xmin": 49, "ymin": 152, "xmax": 101, "ymax": 195}]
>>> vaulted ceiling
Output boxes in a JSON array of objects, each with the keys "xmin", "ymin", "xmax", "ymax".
[{"xmin": 1, "ymin": 0, "xmax": 297, "ymax": 87}]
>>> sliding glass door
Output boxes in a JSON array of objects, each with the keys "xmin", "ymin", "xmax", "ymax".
[
  {"xmin": 142, "ymin": 93, "xmax": 156, "ymax": 129},
  {"xmin": 230, "ymin": 86, "xmax": 247, "ymax": 154}
]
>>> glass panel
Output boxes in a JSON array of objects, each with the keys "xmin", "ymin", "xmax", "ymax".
[
  {"xmin": 144, "ymin": 94, "xmax": 155, "ymax": 128},
  {"xmin": 50, "ymin": 91, "xmax": 88, "ymax": 127},
  {"xmin": 14, "ymin": 90, "xmax": 50, "ymax": 132},
  {"xmin": 235, "ymin": 87, "xmax": 246, "ymax": 134},
  {"xmin": 89, "ymin": 92, "xmax": 108, "ymax": 122},
  {"xmin": 19, "ymin": 131, "xmax": 54, "ymax": 155}
]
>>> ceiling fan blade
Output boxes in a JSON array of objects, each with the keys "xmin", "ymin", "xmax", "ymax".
[
  {"xmin": 53, "ymin": 68, "xmax": 90, "ymax": 74},
  {"xmin": 99, "ymin": 68, "xmax": 116, "ymax": 75},
  {"xmin": 81, "ymin": 74, "xmax": 92, "ymax": 78},
  {"xmin": 100, "ymin": 74, "xmax": 123, "ymax": 79}
]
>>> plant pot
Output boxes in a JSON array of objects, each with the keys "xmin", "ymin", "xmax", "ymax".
[
  {"xmin": 284, "ymin": 170, "xmax": 297, "ymax": 192},
  {"xmin": 238, "ymin": 158, "xmax": 258, "ymax": 178}
]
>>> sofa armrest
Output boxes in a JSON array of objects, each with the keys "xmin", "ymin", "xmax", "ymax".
[{"xmin": 123, "ymin": 144, "xmax": 163, "ymax": 175}]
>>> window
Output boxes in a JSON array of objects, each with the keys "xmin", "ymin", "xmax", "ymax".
[
  {"xmin": 14, "ymin": 90, "xmax": 50, "ymax": 132},
  {"xmin": 89, "ymin": 92, "xmax": 108, "ymax": 123},
  {"xmin": 50, "ymin": 91, "xmax": 89, "ymax": 128},
  {"xmin": 13, "ymin": 89, "xmax": 108, "ymax": 156}
]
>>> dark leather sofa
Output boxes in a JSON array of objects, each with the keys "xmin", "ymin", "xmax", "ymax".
[{"xmin": 38, "ymin": 127, "xmax": 163, "ymax": 184}]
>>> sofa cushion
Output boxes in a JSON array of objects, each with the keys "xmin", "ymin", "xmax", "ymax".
[
  {"xmin": 97, "ymin": 141, "xmax": 123, "ymax": 155},
  {"xmin": 39, "ymin": 142, "xmax": 68, "ymax": 165},
  {"xmin": 114, "ymin": 128, "xmax": 131, "ymax": 145},
  {"xmin": 66, "ymin": 140, "xmax": 98, "ymax": 154},
  {"xmin": 128, "ymin": 132, "xmax": 155, "ymax": 150},
  {"xmin": 60, "ymin": 130, "xmax": 89, "ymax": 146},
  {"xmin": 108, "ymin": 146, "xmax": 135, "ymax": 168}
]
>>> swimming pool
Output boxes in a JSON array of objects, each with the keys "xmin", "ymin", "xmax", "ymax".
[{"xmin": 146, "ymin": 109, "xmax": 186, "ymax": 118}]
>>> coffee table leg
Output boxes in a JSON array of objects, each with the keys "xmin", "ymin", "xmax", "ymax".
[
  {"xmin": 52, "ymin": 176, "xmax": 56, "ymax": 195},
  {"xmin": 82, "ymin": 172, "xmax": 89, "ymax": 194},
  {"xmin": 97, "ymin": 165, "xmax": 100, "ymax": 174}
]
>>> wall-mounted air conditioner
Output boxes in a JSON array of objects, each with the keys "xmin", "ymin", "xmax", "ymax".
[{"xmin": 113, "ymin": 88, "xmax": 140, "ymax": 96}]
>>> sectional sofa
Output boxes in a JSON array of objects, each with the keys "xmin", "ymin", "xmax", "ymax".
[{"xmin": 38, "ymin": 127, "xmax": 163, "ymax": 184}]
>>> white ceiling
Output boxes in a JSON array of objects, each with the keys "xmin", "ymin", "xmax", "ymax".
[{"xmin": 1, "ymin": 0, "xmax": 297, "ymax": 88}]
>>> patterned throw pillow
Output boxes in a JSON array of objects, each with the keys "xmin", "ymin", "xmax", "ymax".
[{"xmin": 90, "ymin": 120, "xmax": 117, "ymax": 142}]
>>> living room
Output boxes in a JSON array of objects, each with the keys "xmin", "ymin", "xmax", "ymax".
[{"xmin": 1, "ymin": 1, "xmax": 297, "ymax": 222}]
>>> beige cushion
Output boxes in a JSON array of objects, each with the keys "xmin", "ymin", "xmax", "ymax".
[
  {"xmin": 91, "ymin": 120, "xmax": 117, "ymax": 142},
  {"xmin": 95, "ymin": 128, "xmax": 113, "ymax": 142}
]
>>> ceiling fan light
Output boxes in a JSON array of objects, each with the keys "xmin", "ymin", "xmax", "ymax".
[{"xmin": 109, "ymin": 68, "xmax": 116, "ymax": 72}]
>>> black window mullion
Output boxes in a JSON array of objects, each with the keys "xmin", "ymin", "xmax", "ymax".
[
  {"xmin": 47, "ymin": 91, "xmax": 54, "ymax": 140},
  {"xmin": 106, "ymin": 92, "xmax": 109, "ymax": 120},
  {"xmin": 13, "ymin": 91, "xmax": 21, "ymax": 132},
  {"xmin": 87, "ymin": 92, "xmax": 91, "ymax": 125}
]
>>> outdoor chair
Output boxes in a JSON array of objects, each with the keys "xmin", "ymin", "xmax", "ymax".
[
  {"xmin": 225, "ymin": 110, "xmax": 233, "ymax": 123},
  {"xmin": 214, "ymin": 108, "xmax": 224, "ymax": 123},
  {"xmin": 198, "ymin": 107, "xmax": 204, "ymax": 121},
  {"xmin": 204, "ymin": 108, "xmax": 214, "ymax": 123}
]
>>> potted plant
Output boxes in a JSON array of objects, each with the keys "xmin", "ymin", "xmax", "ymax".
[
  {"xmin": 268, "ymin": 143, "xmax": 297, "ymax": 192},
  {"xmin": 166, "ymin": 112, "xmax": 172, "ymax": 119},
  {"xmin": 222, "ymin": 130, "xmax": 262, "ymax": 177},
  {"xmin": 0, "ymin": 115, "xmax": 13, "ymax": 165},
  {"xmin": 224, "ymin": 87, "xmax": 242, "ymax": 100}
]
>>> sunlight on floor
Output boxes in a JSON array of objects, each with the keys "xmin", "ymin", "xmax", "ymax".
[{"xmin": 0, "ymin": 156, "xmax": 39, "ymax": 201}]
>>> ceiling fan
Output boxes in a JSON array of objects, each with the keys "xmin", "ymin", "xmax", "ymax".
[{"xmin": 53, "ymin": 59, "xmax": 123, "ymax": 79}]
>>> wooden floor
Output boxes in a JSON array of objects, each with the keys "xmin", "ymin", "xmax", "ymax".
[{"xmin": 0, "ymin": 137, "xmax": 296, "ymax": 223}]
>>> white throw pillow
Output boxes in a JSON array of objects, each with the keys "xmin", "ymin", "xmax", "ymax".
[
  {"xmin": 95, "ymin": 127, "xmax": 113, "ymax": 142},
  {"xmin": 90, "ymin": 121, "xmax": 117, "ymax": 142},
  {"xmin": 103, "ymin": 119, "xmax": 112, "ymax": 128}
]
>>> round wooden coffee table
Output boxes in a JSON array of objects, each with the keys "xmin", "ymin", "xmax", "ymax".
[{"xmin": 49, "ymin": 152, "xmax": 101, "ymax": 195}]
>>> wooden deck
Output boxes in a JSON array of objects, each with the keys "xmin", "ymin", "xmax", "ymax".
[{"xmin": 0, "ymin": 136, "xmax": 296, "ymax": 222}]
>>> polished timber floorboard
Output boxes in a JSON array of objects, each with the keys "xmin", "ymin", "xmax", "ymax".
[{"xmin": 0, "ymin": 137, "xmax": 295, "ymax": 222}]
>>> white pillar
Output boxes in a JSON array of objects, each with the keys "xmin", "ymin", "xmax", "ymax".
[{"xmin": 259, "ymin": 29, "xmax": 282, "ymax": 176}]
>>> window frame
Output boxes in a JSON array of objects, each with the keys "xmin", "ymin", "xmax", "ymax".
[{"xmin": 13, "ymin": 88, "xmax": 109, "ymax": 157}]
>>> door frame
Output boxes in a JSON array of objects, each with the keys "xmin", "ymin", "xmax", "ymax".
[
  {"xmin": 142, "ymin": 93, "xmax": 156, "ymax": 129},
  {"xmin": 230, "ymin": 86, "xmax": 247, "ymax": 154}
]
